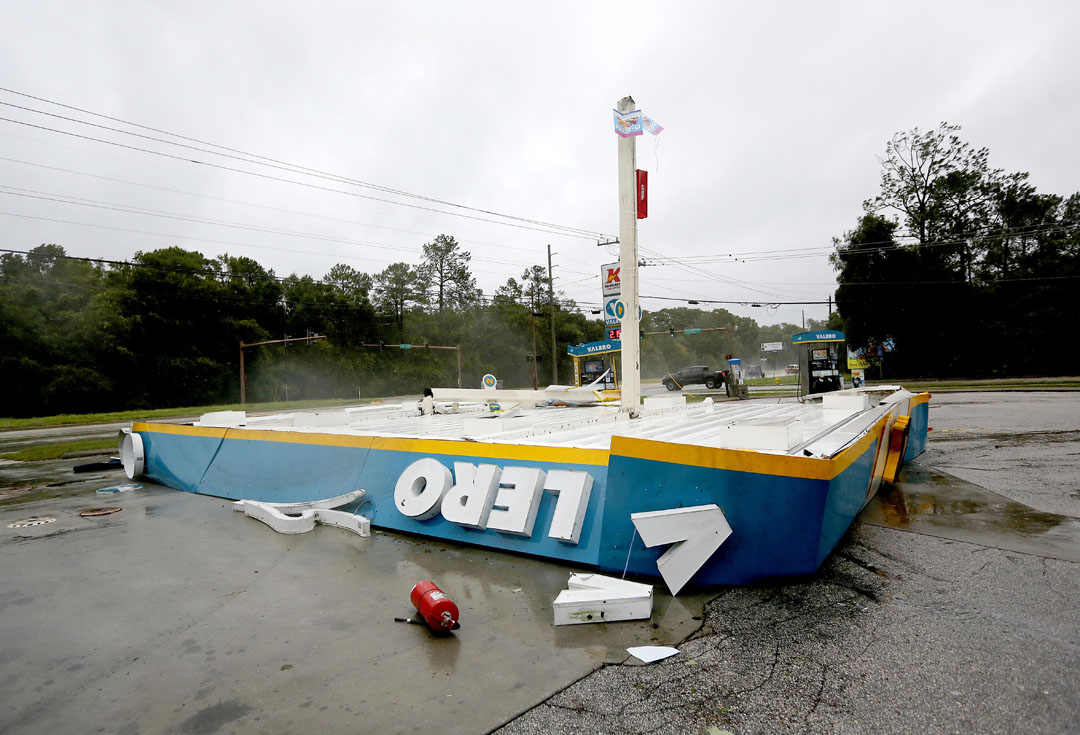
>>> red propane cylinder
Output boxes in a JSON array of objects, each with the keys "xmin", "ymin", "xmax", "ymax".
[{"xmin": 410, "ymin": 580, "xmax": 460, "ymax": 633}]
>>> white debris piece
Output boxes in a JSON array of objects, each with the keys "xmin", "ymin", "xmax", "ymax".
[
  {"xmin": 310, "ymin": 508, "xmax": 371, "ymax": 536},
  {"xmin": 233, "ymin": 491, "xmax": 370, "ymax": 538},
  {"xmin": 631, "ymin": 504, "xmax": 732, "ymax": 595},
  {"xmin": 626, "ymin": 645, "xmax": 680, "ymax": 664},
  {"xmin": 239, "ymin": 501, "xmax": 316, "ymax": 534},
  {"xmin": 231, "ymin": 489, "xmax": 366, "ymax": 514},
  {"xmin": 196, "ymin": 410, "xmax": 247, "ymax": 427},
  {"xmin": 552, "ymin": 572, "xmax": 653, "ymax": 626}
]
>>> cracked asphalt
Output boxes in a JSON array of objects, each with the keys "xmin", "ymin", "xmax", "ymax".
[{"xmin": 496, "ymin": 392, "xmax": 1080, "ymax": 735}]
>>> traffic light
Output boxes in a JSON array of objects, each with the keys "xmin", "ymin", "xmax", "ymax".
[
  {"xmin": 379, "ymin": 341, "xmax": 385, "ymax": 351},
  {"xmin": 669, "ymin": 327, "xmax": 675, "ymax": 337},
  {"xmin": 725, "ymin": 354, "xmax": 732, "ymax": 360}
]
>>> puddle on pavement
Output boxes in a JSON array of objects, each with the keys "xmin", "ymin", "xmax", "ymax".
[
  {"xmin": 1, "ymin": 454, "xmax": 128, "ymax": 508},
  {"xmin": 861, "ymin": 463, "xmax": 1080, "ymax": 563}
]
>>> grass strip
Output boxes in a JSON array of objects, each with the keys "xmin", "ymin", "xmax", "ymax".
[
  {"xmin": 0, "ymin": 438, "xmax": 118, "ymax": 462},
  {"xmin": 0, "ymin": 397, "xmax": 364, "ymax": 431}
]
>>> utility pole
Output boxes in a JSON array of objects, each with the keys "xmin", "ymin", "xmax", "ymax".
[
  {"xmin": 547, "ymin": 244, "xmax": 558, "ymax": 384},
  {"xmin": 616, "ymin": 95, "xmax": 641, "ymax": 417},
  {"xmin": 530, "ymin": 311, "xmax": 540, "ymax": 390},
  {"xmin": 238, "ymin": 334, "xmax": 327, "ymax": 405}
]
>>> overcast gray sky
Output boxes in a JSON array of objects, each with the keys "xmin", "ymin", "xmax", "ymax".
[{"xmin": 2, "ymin": 1, "xmax": 1077, "ymax": 327}]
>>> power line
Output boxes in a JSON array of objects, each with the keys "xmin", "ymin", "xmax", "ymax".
[
  {"xmin": 11, "ymin": 90, "xmax": 1072, "ymax": 307},
  {"xmin": 0, "ymin": 186, "xmax": 544, "ymax": 271},
  {"xmin": 2, "ymin": 269, "xmax": 591, "ymax": 319},
  {"xmin": 0, "ymin": 98, "xmax": 845, "ymax": 302},
  {"xmin": 0, "ymin": 272, "xmax": 394, "ymax": 316},
  {"xmin": 3, "ymin": 246, "xmax": 309, "ymax": 285},
  {"xmin": 0, "ymin": 210, "xmax": 561, "ymax": 288},
  {"xmin": 834, "ymin": 274, "xmax": 1080, "ymax": 286},
  {"xmin": 0, "ymin": 90, "xmax": 609, "ymax": 239},
  {"xmin": 0, "ymin": 154, "xmax": 582, "ymax": 259},
  {"xmin": 638, "ymin": 295, "xmax": 832, "ymax": 306},
  {"xmin": 0, "ymin": 114, "xmax": 614, "ymax": 241},
  {"xmin": 643, "ymin": 222, "xmax": 1080, "ymax": 265},
  {"xmin": 0, "ymin": 247, "xmax": 596, "ymax": 316},
  {"xmin": 0, "ymin": 88, "xmax": 612, "ymax": 240}
]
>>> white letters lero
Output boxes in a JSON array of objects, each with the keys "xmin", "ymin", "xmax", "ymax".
[{"xmin": 393, "ymin": 459, "xmax": 592, "ymax": 544}]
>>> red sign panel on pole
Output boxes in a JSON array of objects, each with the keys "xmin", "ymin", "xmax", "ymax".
[
  {"xmin": 601, "ymin": 263, "xmax": 621, "ymax": 296},
  {"xmin": 636, "ymin": 169, "xmax": 648, "ymax": 219}
]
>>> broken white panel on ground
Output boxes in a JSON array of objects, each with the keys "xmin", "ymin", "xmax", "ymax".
[
  {"xmin": 626, "ymin": 645, "xmax": 680, "ymax": 664},
  {"xmin": 631, "ymin": 504, "xmax": 732, "ymax": 595},
  {"xmin": 552, "ymin": 572, "xmax": 653, "ymax": 626},
  {"xmin": 231, "ymin": 489, "xmax": 366, "ymax": 514},
  {"xmin": 309, "ymin": 508, "xmax": 371, "ymax": 536},
  {"xmin": 236, "ymin": 499, "xmax": 370, "ymax": 538}
]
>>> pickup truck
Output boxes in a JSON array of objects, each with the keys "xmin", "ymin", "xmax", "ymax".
[{"xmin": 661, "ymin": 365, "xmax": 728, "ymax": 391}]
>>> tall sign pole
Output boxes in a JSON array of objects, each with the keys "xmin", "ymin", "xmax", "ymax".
[
  {"xmin": 547, "ymin": 244, "xmax": 559, "ymax": 384},
  {"xmin": 616, "ymin": 95, "xmax": 641, "ymax": 417}
]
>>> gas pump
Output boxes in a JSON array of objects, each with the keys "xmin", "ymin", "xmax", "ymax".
[
  {"xmin": 726, "ymin": 357, "xmax": 748, "ymax": 399},
  {"xmin": 581, "ymin": 358, "xmax": 616, "ymax": 390},
  {"xmin": 567, "ymin": 340, "xmax": 621, "ymax": 389},
  {"xmin": 792, "ymin": 330, "xmax": 845, "ymax": 399}
]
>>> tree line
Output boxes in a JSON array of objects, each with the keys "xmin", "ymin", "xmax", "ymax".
[
  {"xmin": 1, "ymin": 233, "xmax": 790, "ymax": 418},
  {"xmin": 832, "ymin": 123, "xmax": 1079, "ymax": 378}
]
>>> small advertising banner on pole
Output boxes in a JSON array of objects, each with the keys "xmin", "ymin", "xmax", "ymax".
[
  {"xmin": 601, "ymin": 263, "xmax": 621, "ymax": 297},
  {"xmin": 636, "ymin": 169, "xmax": 648, "ymax": 219},
  {"xmin": 612, "ymin": 108, "xmax": 643, "ymax": 137},
  {"xmin": 847, "ymin": 346, "xmax": 870, "ymax": 369}
]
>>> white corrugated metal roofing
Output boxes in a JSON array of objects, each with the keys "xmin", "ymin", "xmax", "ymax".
[{"xmin": 194, "ymin": 387, "xmax": 913, "ymax": 460}]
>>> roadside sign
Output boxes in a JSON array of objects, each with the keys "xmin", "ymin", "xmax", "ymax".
[
  {"xmin": 399, "ymin": 343, "xmax": 413, "ymax": 349},
  {"xmin": 684, "ymin": 328, "xmax": 702, "ymax": 335},
  {"xmin": 847, "ymin": 347, "xmax": 870, "ymax": 369},
  {"xmin": 604, "ymin": 296, "xmax": 621, "ymax": 326},
  {"xmin": 607, "ymin": 327, "xmax": 622, "ymax": 340},
  {"xmin": 601, "ymin": 263, "xmax": 621, "ymax": 297},
  {"xmin": 761, "ymin": 341, "xmax": 783, "ymax": 352},
  {"xmin": 610, "ymin": 300, "xmax": 641, "ymax": 322},
  {"xmin": 481, "ymin": 373, "xmax": 497, "ymax": 389}
]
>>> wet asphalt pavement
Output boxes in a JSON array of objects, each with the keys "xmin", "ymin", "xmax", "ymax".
[
  {"xmin": 495, "ymin": 392, "xmax": 1080, "ymax": 735},
  {"xmin": 2, "ymin": 391, "xmax": 1078, "ymax": 734}
]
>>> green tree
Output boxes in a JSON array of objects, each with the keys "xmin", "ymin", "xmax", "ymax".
[
  {"xmin": 836, "ymin": 124, "xmax": 1080, "ymax": 378},
  {"xmin": 0, "ymin": 244, "xmax": 113, "ymax": 415},
  {"xmin": 374, "ymin": 262, "xmax": 423, "ymax": 334},
  {"xmin": 493, "ymin": 277, "xmax": 523, "ymax": 306},
  {"xmin": 111, "ymin": 247, "xmax": 235, "ymax": 407},
  {"xmin": 323, "ymin": 263, "xmax": 373, "ymax": 305},
  {"xmin": 868, "ymin": 123, "xmax": 989, "ymax": 246},
  {"xmin": 419, "ymin": 234, "xmax": 480, "ymax": 312}
]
